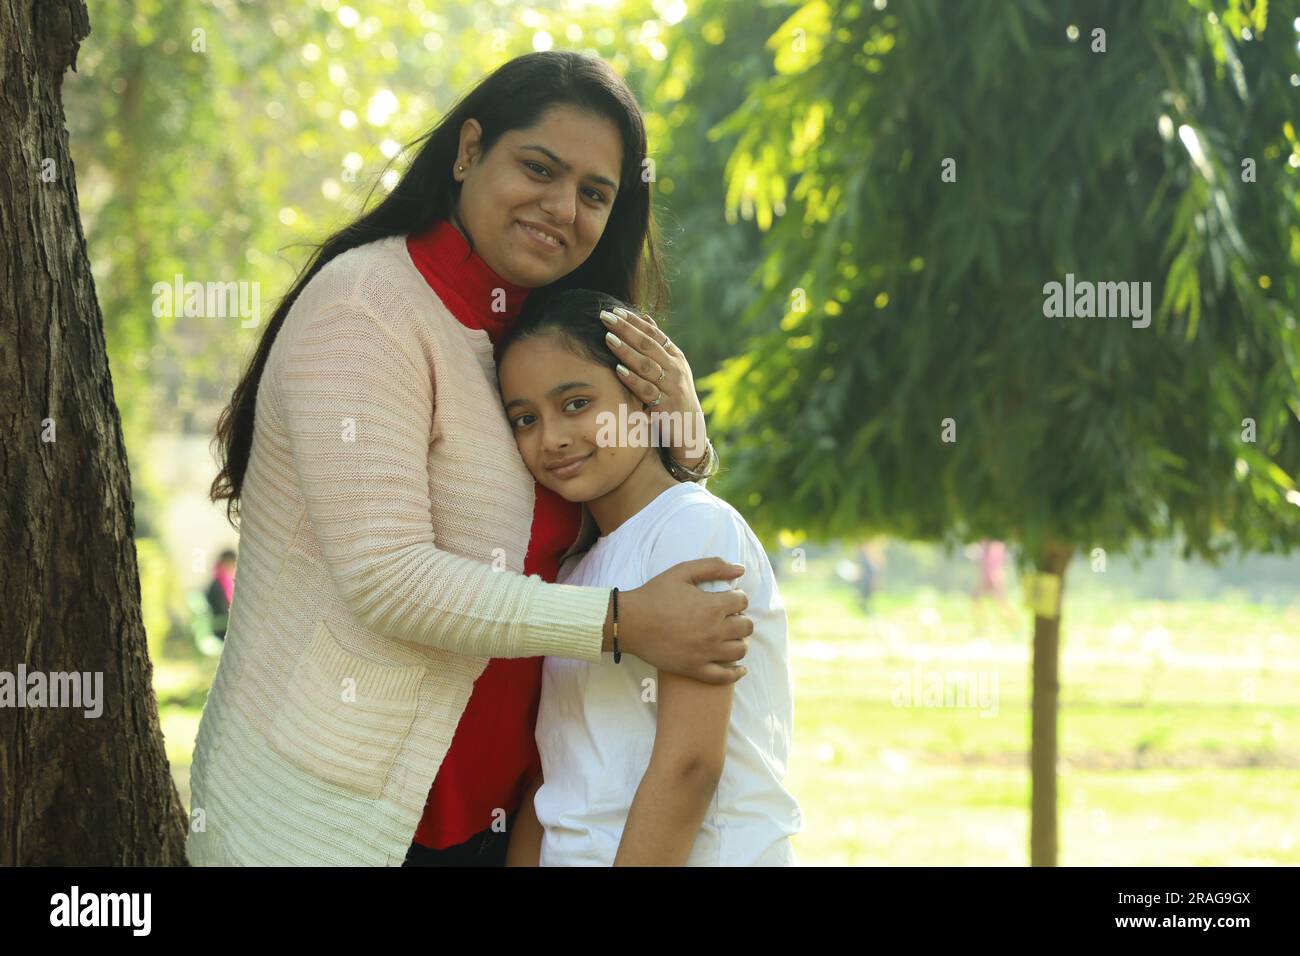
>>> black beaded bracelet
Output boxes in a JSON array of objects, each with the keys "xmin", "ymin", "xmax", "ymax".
[{"xmin": 611, "ymin": 587, "xmax": 621, "ymax": 663}]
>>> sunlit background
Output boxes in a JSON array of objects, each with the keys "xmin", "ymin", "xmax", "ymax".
[{"xmin": 65, "ymin": 0, "xmax": 1300, "ymax": 865}]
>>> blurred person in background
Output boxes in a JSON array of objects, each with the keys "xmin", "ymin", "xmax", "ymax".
[
  {"xmin": 205, "ymin": 549, "xmax": 237, "ymax": 640},
  {"xmin": 971, "ymin": 539, "xmax": 1017, "ymax": 635}
]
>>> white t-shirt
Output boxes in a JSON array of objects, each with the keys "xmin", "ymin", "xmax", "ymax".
[{"xmin": 533, "ymin": 481, "xmax": 802, "ymax": 866}]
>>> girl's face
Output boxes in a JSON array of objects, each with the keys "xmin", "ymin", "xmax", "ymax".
[
  {"xmin": 454, "ymin": 104, "xmax": 624, "ymax": 289},
  {"xmin": 498, "ymin": 332, "xmax": 654, "ymax": 502}
]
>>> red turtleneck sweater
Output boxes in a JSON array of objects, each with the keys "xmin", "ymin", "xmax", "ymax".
[{"xmin": 405, "ymin": 219, "xmax": 584, "ymax": 850}]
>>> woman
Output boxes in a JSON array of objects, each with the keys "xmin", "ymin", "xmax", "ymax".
[{"xmin": 188, "ymin": 51, "xmax": 753, "ymax": 867}]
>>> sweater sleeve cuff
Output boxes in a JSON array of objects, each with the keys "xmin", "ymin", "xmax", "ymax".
[{"xmin": 521, "ymin": 580, "xmax": 610, "ymax": 662}]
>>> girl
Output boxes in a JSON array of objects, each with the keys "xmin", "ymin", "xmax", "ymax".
[
  {"xmin": 497, "ymin": 288, "xmax": 802, "ymax": 866},
  {"xmin": 190, "ymin": 51, "xmax": 755, "ymax": 867}
]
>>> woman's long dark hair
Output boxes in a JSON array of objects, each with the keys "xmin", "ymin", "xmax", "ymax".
[
  {"xmin": 496, "ymin": 287, "xmax": 676, "ymax": 477},
  {"xmin": 210, "ymin": 51, "xmax": 668, "ymax": 525}
]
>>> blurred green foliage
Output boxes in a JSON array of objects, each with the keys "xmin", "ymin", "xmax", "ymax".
[
  {"xmin": 65, "ymin": 0, "xmax": 1300, "ymax": 579},
  {"xmin": 134, "ymin": 536, "xmax": 174, "ymax": 661},
  {"xmin": 698, "ymin": 0, "xmax": 1300, "ymax": 571}
]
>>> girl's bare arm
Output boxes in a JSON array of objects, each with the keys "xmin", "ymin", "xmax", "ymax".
[
  {"xmin": 613, "ymin": 670, "xmax": 733, "ymax": 866},
  {"xmin": 505, "ymin": 771, "xmax": 545, "ymax": 866}
]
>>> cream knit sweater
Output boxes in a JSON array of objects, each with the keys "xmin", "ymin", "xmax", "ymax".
[{"xmin": 186, "ymin": 234, "xmax": 616, "ymax": 866}]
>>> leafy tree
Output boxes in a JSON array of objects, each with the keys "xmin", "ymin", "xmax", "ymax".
[
  {"xmin": 636, "ymin": 1, "xmax": 794, "ymax": 375},
  {"xmin": 702, "ymin": 0, "xmax": 1300, "ymax": 864}
]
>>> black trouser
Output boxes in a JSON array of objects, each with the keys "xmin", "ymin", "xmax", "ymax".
[{"xmin": 402, "ymin": 811, "xmax": 517, "ymax": 867}]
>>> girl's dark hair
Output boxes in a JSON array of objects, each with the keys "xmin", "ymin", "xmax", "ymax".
[
  {"xmin": 497, "ymin": 287, "xmax": 675, "ymax": 476},
  {"xmin": 210, "ymin": 51, "xmax": 668, "ymax": 525}
]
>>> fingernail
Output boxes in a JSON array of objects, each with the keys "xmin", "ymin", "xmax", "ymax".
[
  {"xmin": 599, "ymin": 309, "xmax": 619, "ymax": 326},
  {"xmin": 606, "ymin": 331, "xmax": 623, "ymax": 349},
  {"xmin": 617, "ymin": 363, "xmax": 630, "ymax": 377}
]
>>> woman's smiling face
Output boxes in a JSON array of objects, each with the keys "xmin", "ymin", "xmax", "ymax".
[
  {"xmin": 453, "ymin": 104, "xmax": 624, "ymax": 288},
  {"xmin": 498, "ymin": 332, "xmax": 650, "ymax": 501}
]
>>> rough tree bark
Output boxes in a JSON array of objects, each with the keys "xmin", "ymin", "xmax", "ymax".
[{"xmin": 0, "ymin": 0, "xmax": 188, "ymax": 864}]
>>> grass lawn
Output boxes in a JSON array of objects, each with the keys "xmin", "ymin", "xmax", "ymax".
[
  {"xmin": 779, "ymin": 568, "xmax": 1300, "ymax": 865},
  {"xmin": 156, "ymin": 562, "xmax": 1300, "ymax": 865}
]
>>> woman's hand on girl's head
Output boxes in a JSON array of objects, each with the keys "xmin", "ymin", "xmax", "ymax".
[
  {"xmin": 599, "ymin": 307, "xmax": 709, "ymax": 468},
  {"xmin": 615, "ymin": 557, "xmax": 753, "ymax": 685}
]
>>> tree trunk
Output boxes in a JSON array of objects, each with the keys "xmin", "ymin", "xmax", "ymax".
[
  {"xmin": 1029, "ymin": 541, "xmax": 1071, "ymax": 867},
  {"xmin": 0, "ymin": 0, "xmax": 188, "ymax": 864}
]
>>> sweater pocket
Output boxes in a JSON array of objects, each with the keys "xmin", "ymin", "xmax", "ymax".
[{"xmin": 266, "ymin": 619, "xmax": 426, "ymax": 800}]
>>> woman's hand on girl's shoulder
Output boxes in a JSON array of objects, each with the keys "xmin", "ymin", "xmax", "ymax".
[{"xmin": 618, "ymin": 558, "xmax": 752, "ymax": 685}]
